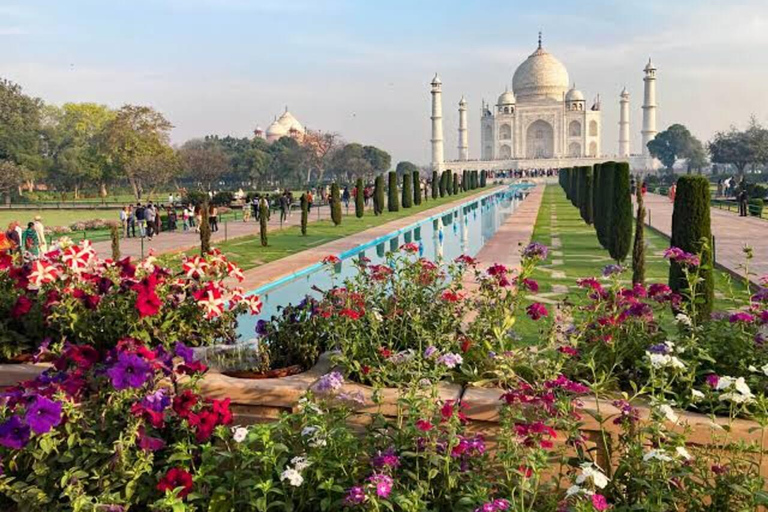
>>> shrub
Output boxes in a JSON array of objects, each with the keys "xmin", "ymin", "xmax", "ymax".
[
  {"xmin": 200, "ymin": 199, "xmax": 211, "ymax": 254},
  {"xmin": 748, "ymin": 198, "xmax": 764, "ymax": 217},
  {"xmin": 452, "ymin": 172, "xmax": 459, "ymax": 195},
  {"xmin": 439, "ymin": 171, "xmax": 448, "ymax": 197},
  {"xmin": 259, "ymin": 201, "xmax": 269, "ymax": 246},
  {"xmin": 331, "ymin": 183, "xmax": 342, "ymax": 225},
  {"xmin": 480, "ymin": 170, "xmax": 487, "ymax": 187},
  {"xmin": 355, "ymin": 178, "xmax": 364, "ymax": 218},
  {"xmin": 300, "ymin": 193, "xmax": 309, "ymax": 234},
  {"xmin": 402, "ymin": 172, "xmax": 413, "ymax": 208},
  {"xmin": 597, "ymin": 162, "xmax": 616, "ymax": 250},
  {"xmin": 387, "ymin": 171, "xmax": 399, "ymax": 212},
  {"xmin": 413, "ymin": 170, "xmax": 422, "ymax": 205},
  {"xmin": 463, "ymin": 170, "xmax": 469, "ymax": 192},
  {"xmin": 580, "ymin": 166, "xmax": 593, "ymax": 225},
  {"xmin": 211, "ymin": 191, "xmax": 234, "ymax": 206},
  {"xmin": 669, "ymin": 174, "xmax": 714, "ymax": 321},
  {"xmin": 632, "ymin": 179, "xmax": 646, "ymax": 284},
  {"xmin": 608, "ymin": 162, "xmax": 632, "ymax": 262},
  {"xmin": 431, "ymin": 170, "xmax": 439, "ymax": 199},
  {"xmin": 374, "ymin": 175, "xmax": 384, "ymax": 215}
]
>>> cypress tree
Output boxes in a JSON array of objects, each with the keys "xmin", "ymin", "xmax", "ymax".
[
  {"xmin": 402, "ymin": 172, "xmax": 413, "ymax": 208},
  {"xmin": 632, "ymin": 180, "xmax": 645, "ymax": 284},
  {"xmin": 462, "ymin": 170, "xmax": 468, "ymax": 191},
  {"xmin": 373, "ymin": 175, "xmax": 384, "ymax": 215},
  {"xmin": 413, "ymin": 170, "xmax": 422, "ymax": 205},
  {"xmin": 598, "ymin": 162, "xmax": 616, "ymax": 250},
  {"xmin": 445, "ymin": 170, "xmax": 453, "ymax": 196},
  {"xmin": 200, "ymin": 198, "xmax": 212, "ymax": 254},
  {"xmin": 562, "ymin": 167, "xmax": 572, "ymax": 199},
  {"xmin": 608, "ymin": 162, "xmax": 632, "ymax": 262},
  {"xmin": 439, "ymin": 171, "xmax": 448, "ymax": 197},
  {"xmin": 669, "ymin": 175, "xmax": 714, "ymax": 321},
  {"xmin": 580, "ymin": 166, "xmax": 593, "ymax": 225},
  {"xmin": 110, "ymin": 223, "xmax": 121, "ymax": 261},
  {"xmin": 259, "ymin": 200, "xmax": 269, "ymax": 247},
  {"xmin": 453, "ymin": 173, "xmax": 459, "ymax": 195},
  {"xmin": 431, "ymin": 171, "xmax": 439, "ymax": 199},
  {"xmin": 331, "ymin": 183, "xmax": 342, "ymax": 225},
  {"xmin": 592, "ymin": 163, "xmax": 602, "ymax": 239},
  {"xmin": 355, "ymin": 178, "xmax": 364, "ymax": 218},
  {"xmin": 575, "ymin": 167, "xmax": 584, "ymax": 210},
  {"xmin": 300, "ymin": 193, "xmax": 309, "ymax": 235},
  {"xmin": 480, "ymin": 170, "xmax": 487, "ymax": 187},
  {"xmin": 388, "ymin": 171, "xmax": 399, "ymax": 211}
]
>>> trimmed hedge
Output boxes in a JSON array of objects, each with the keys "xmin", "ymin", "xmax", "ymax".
[
  {"xmin": 608, "ymin": 162, "xmax": 632, "ymax": 262},
  {"xmin": 331, "ymin": 183, "xmax": 342, "ymax": 225},
  {"xmin": 300, "ymin": 193, "xmax": 309, "ymax": 234},
  {"xmin": 632, "ymin": 180, "xmax": 645, "ymax": 284},
  {"xmin": 431, "ymin": 171, "xmax": 439, "ymax": 199},
  {"xmin": 374, "ymin": 175, "xmax": 384, "ymax": 215},
  {"xmin": 439, "ymin": 171, "xmax": 448, "ymax": 197},
  {"xmin": 355, "ymin": 178, "xmax": 364, "ymax": 218},
  {"xmin": 480, "ymin": 170, "xmax": 487, "ymax": 187},
  {"xmin": 580, "ymin": 166, "xmax": 593, "ymax": 225},
  {"xmin": 669, "ymin": 175, "xmax": 714, "ymax": 321},
  {"xmin": 413, "ymin": 171, "xmax": 422, "ymax": 206},
  {"xmin": 452, "ymin": 173, "xmax": 459, "ymax": 195},
  {"xmin": 388, "ymin": 171, "xmax": 399, "ymax": 212},
  {"xmin": 402, "ymin": 172, "xmax": 413, "ymax": 208}
]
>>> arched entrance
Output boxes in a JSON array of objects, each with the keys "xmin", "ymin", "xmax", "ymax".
[{"xmin": 526, "ymin": 120, "xmax": 554, "ymax": 159}]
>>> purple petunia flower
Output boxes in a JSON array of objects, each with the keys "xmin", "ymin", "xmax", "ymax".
[
  {"xmin": 174, "ymin": 342, "xmax": 195, "ymax": 364},
  {"xmin": 437, "ymin": 353, "xmax": 463, "ymax": 369},
  {"xmin": 729, "ymin": 312, "xmax": 755, "ymax": 324},
  {"xmin": 368, "ymin": 473, "xmax": 393, "ymax": 498},
  {"xmin": 141, "ymin": 388, "xmax": 171, "ymax": 413},
  {"xmin": 648, "ymin": 343, "xmax": 670, "ymax": 355},
  {"xmin": 344, "ymin": 485, "xmax": 366, "ymax": 505},
  {"xmin": 372, "ymin": 447, "xmax": 400, "ymax": 469},
  {"xmin": 0, "ymin": 416, "xmax": 30, "ymax": 449},
  {"xmin": 602, "ymin": 264, "xmax": 624, "ymax": 277},
  {"xmin": 255, "ymin": 320, "xmax": 269, "ymax": 336},
  {"xmin": 522, "ymin": 242, "xmax": 548, "ymax": 260},
  {"xmin": 312, "ymin": 371, "xmax": 344, "ymax": 394},
  {"xmin": 25, "ymin": 396, "xmax": 63, "ymax": 435},
  {"xmin": 107, "ymin": 352, "xmax": 152, "ymax": 390},
  {"xmin": 424, "ymin": 346, "xmax": 438, "ymax": 359}
]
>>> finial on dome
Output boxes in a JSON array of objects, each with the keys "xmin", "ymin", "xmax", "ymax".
[{"xmin": 538, "ymin": 31, "xmax": 542, "ymax": 49}]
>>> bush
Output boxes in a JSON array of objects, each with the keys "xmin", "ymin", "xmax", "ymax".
[
  {"xmin": 580, "ymin": 166, "xmax": 593, "ymax": 225},
  {"xmin": 439, "ymin": 171, "xmax": 448, "ymax": 197},
  {"xmin": 300, "ymin": 193, "xmax": 309, "ymax": 234},
  {"xmin": 452, "ymin": 172, "xmax": 459, "ymax": 195},
  {"xmin": 402, "ymin": 172, "xmax": 413, "ymax": 208},
  {"xmin": 597, "ymin": 162, "xmax": 616, "ymax": 250},
  {"xmin": 480, "ymin": 170, "xmax": 487, "ymax": 187},
  {"xmin": 591, "ymin": 164, "xmax": 601, "ymax": 236},
  {"xmin": 259, "ymin": 201, "xmax": 269, "ymax": 246},
  {"xmin": 331, "ymin": 183, "xmax": 342, "ymax": 225},
  {"xmin": 184, "ymin": 190, "xmax": 208, "ymax": 206},
  {"xmin": 463, "ymin": 170, "xmax": 469, "ymax": 192},
  {"xmin": 748, "ymin": 198, "xmax": 764, "ymax": 217},
  {"xmin": 669, "ymin": 174, "xmax": 714, "ymax": 321},
  {"xmin": 632, "ymin": 179, "xmax": 646, "ymax": 284},
  {"xmin": 413, "ymin": 170, "xmax": 422, "ymax": 205},
  {"xmin": 431, "ymin": 170, "xmax": 439, "ymax": 199},
  {"xmin": 608, "ymin": 162, "xmax": 632, "ymax": 262},
  {"xmin": 373, "ymin": 175, "xmax": 384, "ymax": 215},
  {"xmin": 387, "ymin": 171, "xmax": 399, "ymax": 212},
  {"xmin": 355, "ymin": 178, "xmax": 364, "ymax": 218},
  {"xmin": 211, "ymin": 191, "xmax": 234, "ymax": 206}
]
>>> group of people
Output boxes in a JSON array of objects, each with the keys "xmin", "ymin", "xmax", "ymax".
[
  {"xmin": 489, "ymin": 168, "xmax": 559, "ymax": 179},
  {"xmin": 119, "ymin": 202, "xmax": 223, "ymax": 238},
  {"xmin": 1, "ymin": 216, "xmax": 49, "ymax": 259},
  {"xmin": 248, "ymin": 190, "xmax": 296, "ymax": 223}
]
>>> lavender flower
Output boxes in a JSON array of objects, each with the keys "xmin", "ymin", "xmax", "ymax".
[
  {"xmin": 106, "ymin": 353, "xmax": 152, "ymax": 390},
  {"xmin": 255, "ymin": 320, "xmax": 269, "ymax": 336},
  {"xmin": 602, "ymin": 264, "xmax": 624, "ymax": 277},
  {"xmin": 522, "ymin": 242, "xmax": 548, "ymax": 260},
  {"xmin": 313, "ymin": 371, "xmax": 344, "ymax": 394},
  {"xmin": 647, "ymin": 343, "xmax": 670, "ymax": 355},
  {"xmin": 24, "ymin": 396, "xmax": 63, "ymax": 434},
  {"xmin": 372, "ymin": 447, "xmax": 401, "ymax": 469},
  {"xmin": 174, "ymin": 342, "xmax": 195, "ymax": 364},
  {"xmin": 437, "ymin": 353, "xmax": 463, "ymax": 369},
  {"xmin": 424, "ymin": 346, "xmax": 438, "ymax": 359},
  {"xmin": 344, "ymin": 485, "xmax": 366, "ymax": 505},
  {"xmin": 141, "ymin": 388, "xmax": 170, "ymax": 413},
  {"xmin": 0, "ymin": 416, "xmax": 30, "ymax": 449}
]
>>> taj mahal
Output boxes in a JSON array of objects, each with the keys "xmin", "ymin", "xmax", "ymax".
[{"xmin": 431, "ymin": 34, "xmax": 658, "ymax": 173}]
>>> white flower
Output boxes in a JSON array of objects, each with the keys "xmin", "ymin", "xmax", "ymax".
[
  {"xmin": 676, "ymin": 446, "xmax": 692, "ymax": 460},
  {"xmin": 691, "ymin": 389, "xmax": 705, "ymax": 401},
  {"xmin": 301, "ymin": 426, "xmax": 319, "ymax": 437},
  {"xmin": 643, "ymin": 450, "xmax": 673, "ymax": 462},
  {"xmin": 734, "ymin": 377, "xmax": 752, "ymax": 396},
  {"xmin": 281, "ymin": 468, "xmax": 304, "ymax": 487},
  {"xmin": 301, "ymin": 426, "xmax": 327, "ymax": 447},
  {"xmin": 715, "ymin": 376, "xmax": 734, "ymax": 391},
  {"xmin": 575, "ymin": 462, "xmax": 609, "ymax": 489},
  {"xmin": 675, "ymin": 314, "xmax": 692, "ymax": 327},
  {"xmin": 716, "ymin": 376, "xmax": 755, "ymax": 404},
  {"xmin": 232, "ymin": 427, "xmax": 248, "ymax": 443},
  {"xmin": 566, "ymin": 485, "xmax": 583, "ymax": 497},
  {"xmin": 291, "ymin": 456, "xmax": 312, "ymax": 472},
  {"xmin": 647, "ymin": 352, "xmax": 686, "ymax": 370},
  {"xmin": 658, "ymin": 404, "xmax": 679, "ymax": 424}
]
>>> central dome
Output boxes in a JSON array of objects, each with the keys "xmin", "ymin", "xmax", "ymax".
[{"xmin": 512, "ymin": 45, "xmax": 570, "ymax": 102}]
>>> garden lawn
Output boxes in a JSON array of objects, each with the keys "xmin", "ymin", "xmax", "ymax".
[
  {"xmin": 515, "ymin": 185, "xmax": 746, "ymax": 343},
  {"xmin": 195, "ymin": 188, "xmax": 492, "ymax": 271}
]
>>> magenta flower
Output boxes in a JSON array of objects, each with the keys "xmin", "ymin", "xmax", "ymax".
[
  {"xmin": 25, "ymin": 396, "xmax": 63, "ymax": 434},
  {"xmin": 367, "ymin": 473, "xmax": 393, "ymax": 498},
  {"xmin": 729, "ymin": 312, "xmax": 755, "ymax": 324},
  {"xmin": 706, "ymin": 374, "xmax": 720, "ymax": 388},
  {"xmin": 344, "ymin": 485, "xmax": 366, "ymax": 505},
  {"xmin": 522, "ymin": 242, "xmax": 548, "ymax": 260},
  {"xmin": 591, "ymin": 493, "xmax": 609, "ymax": 511},
  {"xmin": 526, "ymin": 302, "xmax": 548, "ymax": 321},
  {"xmin": 137, "ymin": 427, "xmax": 166, "ymax": 452},
  {"xmin": 475, "ymin": 499, "xmax": 510, "ymax": 512},
  {"xmin": 107, "ymin": 352, "xmax": 152, "ymax": 390},
  {"xmin": 372, "ymin": 447, "xmax": 400, "ymax": 469},
  {"xmin": 0, "ymin": 416, "xmax": 30, "ymax": 449},
  {"xmin": 521, "ymin": 278, "xmax": 539, "ymax": 292}
]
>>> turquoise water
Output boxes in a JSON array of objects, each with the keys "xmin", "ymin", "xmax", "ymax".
[{"xmin": 236, "ymin": 184, "xmax": 533, "ymax": 339}]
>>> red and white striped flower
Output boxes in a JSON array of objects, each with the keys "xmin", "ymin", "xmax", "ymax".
[
  {"xmin": 62, "ymin": 244, "xmax": 94, "ymax": 273},
  {"xmin": 183, "ymin": 256, "xmax": 210, "ymax": 280},
  {"xmin": 195, "ymin": 281, "xmax": 226, "ymax": 319},
  {"xmin": 241, "ymin": 294, "xmax": 263, "ymax": 315},
  {"xmin": 208, "ymin": 249, "xmax": 228, "ymax": 268},
  {"xmin": 227, "ymin": 262, "xmax": 244, "ymax": 282},
  {"xmin": 28, "ymin": 261, "xmax": 60, "ymax": 289}
]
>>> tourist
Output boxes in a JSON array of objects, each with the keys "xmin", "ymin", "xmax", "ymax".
[
  {"xmin": 306, "ymin": 190, "xmax": 313, "ymax": 212},
  {"xmin": 119, "ymin": 207, "xmax": 128, "ymax": 237},
  {"xmin": 33, "ymin": 216, "xmax": 48, "ymax": 254},
  {"xmin": 145, "ymin": 203, "xmax": 156, "ymax": 239},
  {"xmin": 127, "ymin": 205, "xmax": 136, "ymax": 238},
  {"xmin": 135, "ymin": 202, "xmax": 146, "ymax": 238},
  {"xmin": 168, "ymin": 193, "xmax": 174, "ymax": 205},
  {"xmin": 286, "ymin": 190, "xmax": 294, "ymax": 217},
  {"xmin": 738, "ymin": 188, "xmax": 749, "ymax": 217},
  {"xmin": 668, "ymin": 184, "xmax": 676, "ymax": 203},
  {"xmin": 155, "ymin": 204, "xmax": 163, "ymax": 236},
  {"xmin": 194, "ymin": 205, "xmax": 202, "ymax": 232},
  {"xmin": 167, "ymin": 205, "xmax": 177, "ymax": 231},
  {"xmin": 279, "ymin": 193, "xmax": 289, "ymax": 223},
  {"xmin": 22, "ymin": 221, "xmax": 40, "ymax": 260},
  {"xmin": 5, "ymin": 221, "xmax": 21, "ymax": 255},
  {"xmin": 641, "ymin": 181, "xmax": 647, "ymax": 196},
  {"xmin": 343, "ymin": 186, "xmax": 351, "ymax": 209},
  {"xmin": 209, "ymin": 204, "xmax": 219, "ymax": 232},
  {"xmin": 242, "ymin": 201, "xmax": 251, "ymax": 222},
  {"xmin": 252, "ymin": 196, "xmax": 260, "ymax": 221}
]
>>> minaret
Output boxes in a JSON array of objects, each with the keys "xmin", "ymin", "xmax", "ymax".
[
  {"xmin": 641, "ymin": 59, "xmax": 657, "ymax": 157},
  {"xmin": 430, "ymin": 73, "xmax": 445, "ymax": 171},
  {"xmin": 458, "ymin": 96, "xmax": 468, "ymax": 161},
  {"xmin": 619, "ymin": 87, "xmax": 630, "ymax": 157}
]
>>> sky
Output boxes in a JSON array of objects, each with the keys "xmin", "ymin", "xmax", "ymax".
[{"xmin": 2, "ymin": 0, "xmax": 768, "ymax": 166}]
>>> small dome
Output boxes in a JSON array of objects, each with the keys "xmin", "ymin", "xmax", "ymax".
[
  {"xmin": 276, "ymin": 110, "xmax": 304, "ymax": 134},
  {"xmin": 266, "ymin": 120, "xmax": 288, "ymax": 140},
  {"xmin": 512, "ymin": 43, "xmax": 570, "ymax": 102},
  {"xmin": 566, "ymin": 85, "xmax": 584, "ymax": 102},
  {"xmin": 497, "ymin": 88, "xmax": 516, "ymax": 105}
]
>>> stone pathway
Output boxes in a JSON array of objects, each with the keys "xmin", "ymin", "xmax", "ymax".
[{"xmin": 642, "ymin": 193, "xmax": 768, "ymax": 282}]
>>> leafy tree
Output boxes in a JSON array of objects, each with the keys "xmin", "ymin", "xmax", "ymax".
[
  {"xmin": 355, "ymin": 178, "xmax": 364, "ymax": 218},
  {"xmin": 373, "ymin": 175, "xmax": 384, "ymax": 215},
  {"xmin": 0, "ymin": 160, "xmax": 28, "ymax": 203},
  {"xmin": 302, "ymin": 131, "xmax": 340, "ymax": 183},
  {"xmin": 402, "ymin": 172, "xmax": 413, "ymax": 208},
  {"xmin": 268, "ymin": 136, "xmax": 308, "ymax": 186},
  {"xmin": 327, "ymin": 143, "xmax": 372, "ymax": 183},
  {"xmin": 207, "ymin": 135, "xmax": 271, "ymax": 187},
  {"xmin": 632, "ymin": 179, "xmax": 646, "ymax": 285},
  {"xmin": 395, "ymin": 161, "xmax": 418, "ymax": 179},
  {"xmin": 300, "ymin": 193, "xmax": 309, "ymax": 235},
  {"xmin": 647, "ymin": 124, "xmax": 704, "ymax": 171},
  {"xmin": 179, "ymin": 139, "xmax": 229, "ymax": 192},
  {"xmin": 608, "ymin": 162, "xmax": 633, "ymax": 263},
  {"xmin": 669, "ymin": 175, "xmax": 713, "ymax": 321},
  {"xmin": 709, "ymin": 118, "xmax": 768, "ymax": 176},
  {"xmin": 431, "ymin": 171, "xmax": 439, "ymax": 199},
  {"xmin": 412, "ymin": 170, "xmax": 421, "ymax": 206},
  {"xmin": 686, "ymin": 138, "xmax": 708, "ymax": 174},
  {"xmin": 363, "ymin": 145, "xmax": 391, "ymax": 175},
  {"xmin": 0, "ymin": 78, "xmax": 44, "ymax": 176},
  {"xmin": 125, "ymin": 149, "xmax": 180, "ymax": 200},
  {"xmin": 387, "ymin": 171, "xmax": 399, "ymax": 212},
  {"xmin": 330, "ymin": 183, "xmax": 342, "ymax": 225},
  {"xmin": 99, "ymin": 105, "xmax": 174, "ymax": 200}
]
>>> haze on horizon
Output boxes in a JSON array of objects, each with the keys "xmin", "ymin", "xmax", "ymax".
[{"xmin": 2, "ymin": 0, "xmax": 767, "ymax": 166}]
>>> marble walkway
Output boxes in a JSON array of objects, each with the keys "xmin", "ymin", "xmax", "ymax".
[{"xmin": 642, "ymin": 193, "xmax": 768, "ymax": 283}]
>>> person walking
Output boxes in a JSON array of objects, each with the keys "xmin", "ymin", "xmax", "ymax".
[
  {"xmin": 209, "ymin": 204, "xmax": 219, "ymax": 232},
  {"xmin": 306, "ymin": 190, "xmax": 313, "ymax": 213},
  {"xmin": 145, "ymin": 203, "xmax": 156, "ymax": 239},
  {"xmin": 342, "ymin": 186, "xmax": 351, "ymax": 210},
  {"xmin": 22, "ymin": 222, "xmax": 40, "ymax": 260},
  {"xmin": 135, "ymin": 203, "xmax": 146, "ymax": 238},
  {"xmin": 127, "ymin": 205, "xmax": 136, "ymax": 238},
  {"xmin": 33, "ymin": 216, "xmax": 48, "ymax": 254},
  {"xmin": 119, "ymin": 206, "xmax": 128, "ymax": 237},
  {"xmin": 668, "ymin": 184, "xmax": 676, "ymax": 203},
  {"xmin": 154, "ymin": 204, "xmax": 163, "ymax": 236},
  {"xmin": 738, "ymin": 188, "xmax": 749, "ymax": 217},
  {"xmin": 5, "ymin": 221, "xmax": 21, "ymax": 255},
  {"xmin": 279, "ymin": 193, "xmax": 288, "ymax": 223}
]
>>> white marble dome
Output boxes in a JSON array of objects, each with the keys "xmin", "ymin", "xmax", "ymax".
[
  {"xmin": 497, "ymin": 88, "xmax": 516, "ymax": 105},
  {"xmin": 512, "ymin": 46, "xmax": 570, "ymax": 102},
  {"xmin": 565, "ymin": 85, "xmax": 584, "ymax": 102},
  {"xmin": 265, "ymin": 109, "xmax": 305, "ymax": 142}
]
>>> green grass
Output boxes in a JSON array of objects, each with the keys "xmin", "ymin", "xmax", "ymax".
[
  {"xmin": 514, "ymin": 185, "xmax": 747, "ymax": 343},
  {"xmin": 198, "ymin": 188, "xmax": 493, "ymax": 271}
]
